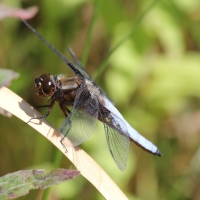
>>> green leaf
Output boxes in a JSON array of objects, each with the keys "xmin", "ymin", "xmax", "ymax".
[{"xmin": 0, "ymin": 169, "xmax": 80, "ymax": 199}]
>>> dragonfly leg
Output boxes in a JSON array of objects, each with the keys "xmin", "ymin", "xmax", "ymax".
[
  {"xmin": 59, "ymin": 112, "xmax": 72, "ymax": 152},
  {"xmin": 34, "ymin": 104, "xmax": 50, "ymax": 109},
  {"xmin": 60, "ymin": 135, "xmax": 68, "ymax": 153},
  {"xmin": 27, "ymin": 100, "xmax": 55, "ymax": 124},
  {"xmin": 59, "ymin": 103, "xmax": 71, "ymax": 117}
]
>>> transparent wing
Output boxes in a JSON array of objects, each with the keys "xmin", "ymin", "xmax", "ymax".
[
  {"xmin": 67, "ymin": 47, "xmax": 114, "ymax": 103},
  {"xmin": 60, "ymin": 87, "xmax": 98, "ymax": 146},
  {"xmin": 99, "ymin": 105, "xmax": 130, "ymax": 171},
  {"xmin": 67, "ymin": 47, "xmax": 92, "ymax": 80},
  {"xmin": 21, "ymin": 19, "xmax": 84, "ymax": 80}
]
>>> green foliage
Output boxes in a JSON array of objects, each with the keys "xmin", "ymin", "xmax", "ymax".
[{"xmin": 0, "ymin": 169, "xmax": 79, "ymax": 199}]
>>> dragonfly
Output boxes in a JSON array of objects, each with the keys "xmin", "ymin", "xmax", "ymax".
[{"xmin": 21, "ymin": 19, "xmax": 162, "ymax": 170}]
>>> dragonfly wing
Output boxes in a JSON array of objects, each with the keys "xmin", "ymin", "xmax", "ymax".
[
  {"xmin": 67, "ymin": 47, "xmax": 92, "ymax": 80},
  {"xmin": 67, "ymin": 47, "xmax": 113, "ymax": 103},
  {"xmin": 21, "ymin": 19, "xmax": 84, "ymax": 80},
  {"xmin": 60, "ymin": 87, "xmax": 98, "ymax": 146},
  {"xmin": 104, "ymin": 98, "xmax": 162, "ymax": 156},
  {"xmin": 99, "ymin": 105, "xmax": 130, "ymax": 171}
]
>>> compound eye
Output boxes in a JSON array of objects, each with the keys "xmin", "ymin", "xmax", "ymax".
[
  {"xmin": 48, "ymin": 81, "xmax": 52, "ymax": 86},
  {"xmin": 41, "ymin": 80, "xmax": 55, "ymax": 96},
  {"xmin": 34, "ymin": 73, "xmax": 55, "ymax": 97},
  {"xmin": 35, "ymin": 81, "xmax": 41, "ymax": 88}
]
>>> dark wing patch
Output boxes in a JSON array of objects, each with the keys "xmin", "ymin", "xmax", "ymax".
[
  {"xmin": 99, "ymin": 105, "xmax": 130, "ymax": 171},
  {"xmin": 60, "ymin": 87, "xmax": 98, "ymax": 146}
]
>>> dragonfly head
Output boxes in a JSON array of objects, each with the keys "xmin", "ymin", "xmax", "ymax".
[{"xmin": 34, "ymin": 73, "xmax": 55, "ymax": 97}]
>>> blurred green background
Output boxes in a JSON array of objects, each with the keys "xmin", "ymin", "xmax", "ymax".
[{"xmin": 1, "ymin": 0, "xmax": 200, "ymax": 199}]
